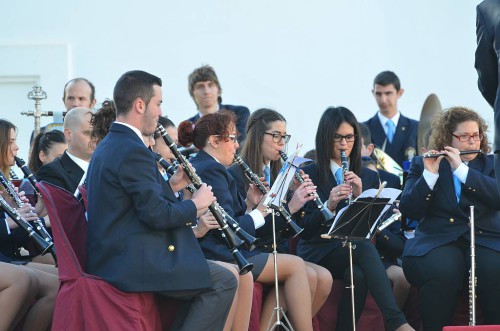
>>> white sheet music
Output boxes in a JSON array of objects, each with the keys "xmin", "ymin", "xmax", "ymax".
[
  {"xmin": 263, "ymin": 147, "xmax": 301, "ymax": 208},
  {"xmin": 326, "ymin": 188, "xmax": 401, "ymax": 237}
]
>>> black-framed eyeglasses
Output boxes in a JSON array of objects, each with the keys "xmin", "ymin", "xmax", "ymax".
[
  {"xmin": 264, "ymin": 132, "xmax": 291, "ymax": 143},
  {"xmin": 451, "ymin": 133, "xmax": 483, "ymax": 142},
  {"xmin": 333, "ymin": 134, "xmax": 356, "ymax": 142}
]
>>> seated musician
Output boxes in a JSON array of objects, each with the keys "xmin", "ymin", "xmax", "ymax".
[
  {"xmin": 227, "ymin": 108, "xmax": 333, "ymax": 322},
  {"xmin": 37, "ymin": 107, "xmax": 94, "ymax": 195},
  {"xmin": 297, "ymin": 107, "xmax": 413, "ymax": 331},
  {"xmin": 0, "ymin": 119, "xmax": 58, "ymax": 331},
  {"xmin": 152, "ymin": 115, "xmax": 254, "ymax": 331},
  {"xmin": 400, "ymin": 106, "xmax": 500, "ymax": 330},
  {"xmin": 86, "ymin": 70, "xmax": 237, "ymax": 331},
  {"xmin": 179, "ymin": 112, "xmax": 315, "ymax": 330}
]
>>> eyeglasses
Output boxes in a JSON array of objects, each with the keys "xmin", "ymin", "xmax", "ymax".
[
  {"xmin": 333, "ymin": 134, "xmax": 356, "ymax": 142},
  {"xmin": 451, "ymin": 133, "xmax": 483, "ymax": 142},
  {"xmin": 264, "ymin": 132, "xmax": 291, "ymax": 143},
  {"xmin": 214, "ymin": 134, "xmax": 239, "ymax": 143}
]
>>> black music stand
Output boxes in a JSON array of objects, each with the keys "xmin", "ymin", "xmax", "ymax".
[{"xmin": 321, "ymin": 196, "xmax": 391, "ymax": 331}]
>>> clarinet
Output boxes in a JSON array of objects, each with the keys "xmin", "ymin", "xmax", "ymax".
[
  {"xmin": 279, "ymin": 151, "xmax": 331, "ymax": 222},
  {"xmin": 0, "ymin": 194, "xmax": 53, "ymax": 256},
  {"xmin": 156, "ymin": 125, "xmax": 255, "ymax": 275},
  {"xmin": 469, "ymin": 205, "xmax": 476, "ymax": 326},
  {"xmin": 233, "ymin": 155, "xmax": 303, "ymax": 236},
  {"xmin": 340, "ymin": 150, "xmax": 352, "ymax": 205},
  {"xmin": 0, "ymin": 170, "xmax": 56, "ymax": 260},
  {"xmin": 14, "ymin": 157, "xmax": 42, "ymax": 199}
]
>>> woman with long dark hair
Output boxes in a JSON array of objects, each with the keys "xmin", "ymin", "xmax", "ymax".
[{"xmin": 297, "ymin": 107, "xmax": 413, "ymax": 331}]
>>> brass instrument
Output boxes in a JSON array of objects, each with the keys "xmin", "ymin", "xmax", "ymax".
[
  {"xmin": 156, "ymin": 124, "xmax": 255, "ymax": 275},
  {"xmin": 233, "ymin": 155, "xmax": 303, "ymax": 236},
  {"xmin": 469, "ymin": 206, "xmax": 476, "ymax": 326},
  {"xmin": 279, "ymin": 151, "xmax": 331, "ymax": 222},
  {"xmin": 423, "ymin": 150, "xmax": 483, "ymax": 158},
  {"xmin": 372, "ymin": 148, "xmax": 404, "ymax": 184}
]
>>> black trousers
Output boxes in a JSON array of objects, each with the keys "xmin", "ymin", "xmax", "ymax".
[
  {"xmin": 403, "ymin": 237, "xmax": 500, "ymax": 331},
  {"xmin": 320, "ymin": 240, "xmax": 407, "ymax": 331}
]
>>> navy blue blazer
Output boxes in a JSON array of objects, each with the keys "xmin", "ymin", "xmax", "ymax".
[
  {"xmin": 86, "ymin": 123, "xmax": 211, "ymax": 292},
  {"xmin": 189, "ymin": 150, "xmax": 259, "ymax": 262},
  {"xmin": 378, "ymin": 169, "xmax": 401, "ymax": 189},
  {"xmin": 186, "ymin": 104, "xmax": 250, "ymax": 144},
  {"xmin": 37, "ymin": 151, "xmax": 83, "ymax": 194},
  {"xmin": 475, "ymin": 0, "xmax": 500, "ymax": 153},
  {"xmin": 296, "ymin": 162, "xmax": 380, "ymax": 264},
  {"xmin": 400, "ymin": 155, "xmax": 500, "ymax": 257},
  {"xmin": 364, "ymin": 113, "xmax": 418, "ymax": 167}
]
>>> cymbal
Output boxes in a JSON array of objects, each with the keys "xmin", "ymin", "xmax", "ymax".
[{"xmin": 418, "ymin": 93, "xmax": 442, "ymax": 153}]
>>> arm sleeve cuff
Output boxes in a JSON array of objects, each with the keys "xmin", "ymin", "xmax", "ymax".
[
  {"xmin": 249, "ymin": 209, "xmax": 265, "ymax": 229},
  {"xmin": 453, "ymin": 163, "xmax": 469, "ymax": 183}
]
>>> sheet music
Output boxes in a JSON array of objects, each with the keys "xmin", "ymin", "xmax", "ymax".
[
  {"xmin": 263, "ymin": 147, "xmax": 301, "ymax": 208},
  {"xmin": 326, "ymin": 188, "xmax": 401, "ymax": 236}
]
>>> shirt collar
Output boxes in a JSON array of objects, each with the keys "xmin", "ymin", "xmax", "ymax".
[
  {"xmin": 377, "ymin": 111, "xmax": 401, "ymax": 128},
  {"xmin": 330, "ymin": 159, "xmax": 342, "ymax": 177},
  {"xmin": 66, "ymin": 151, "xmax": 89, "ymax": 172},
  {"xmin": 114, "ymin": 121, "xmax": 147, "ymax": 146}
]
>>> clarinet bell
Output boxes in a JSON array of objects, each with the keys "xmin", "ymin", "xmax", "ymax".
[{"xmin": 231, "ymin": 248, "xmax": 254, "ymax": 275}]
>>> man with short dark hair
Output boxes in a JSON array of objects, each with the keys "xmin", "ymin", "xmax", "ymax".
[
  {"xmin": 364, "ymin": 71, "xmax": 418, "ymax": 167},
  {"xmin": 86, "ymin": 70, "xmax": 237, "ymax": 330},
  {"xmin": 186, "ymin": 65, "xmax": 250, "ymax": 143}
]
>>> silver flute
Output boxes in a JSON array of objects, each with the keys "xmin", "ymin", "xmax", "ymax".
[
  {"xmin": 423, "ymin": 149, "xmax": 482, "ymax": 158},
  {"xmin": 469, "ymin": 205, "xmax": 476, "ymax": 326},
  {"xmin": 377, "ymin": 212, "xmax": 402, "ymax": 231}
]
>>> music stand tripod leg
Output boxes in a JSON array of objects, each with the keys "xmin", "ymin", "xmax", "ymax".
[
  {"xmin": 343, "ymin": 240, "xmax": 357, "ymax": 331},
  {"xmin": 265, "ymin": 209, "xmax": 294, "ymax": 331}
]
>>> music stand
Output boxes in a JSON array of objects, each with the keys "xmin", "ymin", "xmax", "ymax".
[
  {"xmin": 263, "ymin": 149, "xmax": 303, "ymax": 331},
  {"xmin": 321, "ymin": 195, "xmax": 392, "ymax": 331}
]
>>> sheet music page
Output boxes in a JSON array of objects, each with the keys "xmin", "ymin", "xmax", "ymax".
[{"xmin": 326, "ymin": 188, "xmax": 401, "ymax": 235}]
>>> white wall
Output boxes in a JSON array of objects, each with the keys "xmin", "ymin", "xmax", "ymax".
[{"xmin": 0, "ymin": 0, "xmax": 490, "ymax": 158}]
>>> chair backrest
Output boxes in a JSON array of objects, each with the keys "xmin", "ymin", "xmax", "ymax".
[
  {"xmin": 37, "ymin": 181, "xmax": 88, "ymax": 279},
  {"xmin": 78, "ymin": 185, "xmax": 88, "ymax": 211}
]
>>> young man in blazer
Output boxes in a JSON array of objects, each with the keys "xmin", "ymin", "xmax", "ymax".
[{"xmin": 364, "ymin": 71, "xmax": 418, "ymax": 168}]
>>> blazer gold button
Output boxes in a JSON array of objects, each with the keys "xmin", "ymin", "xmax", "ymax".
[
  {"xmin": 168, "ymin": 245, "xmax": 175, "ymax": 251},
  {"xmin": 449, "ymin": 218, "xmax": 455, "ymax": 223},
  {"xmin": 384, "ymin": 235, "xmax": 389, "ymax": 240},
  {"xmin": 426, "ymin": 198, "xmax": 430, "ymax": 201},
  {"xmin": 186, "ymin": 222, "xmax": 192, "ymax": 227}
]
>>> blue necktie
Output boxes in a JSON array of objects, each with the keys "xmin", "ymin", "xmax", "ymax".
[
  {"xmin": 335, "ymin": 168, "xmax": 343, "ymax": 185},
  {"xmin": 453, "ymin": 174, "xmax": 461, "ymax": 203},
  {"xmin": 263, "ymin": 165, "xmax": 271, "ymax": 185},
  {"xmin": 386, "ymin": 120, "xmax": 395, "ymax": 144}
]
